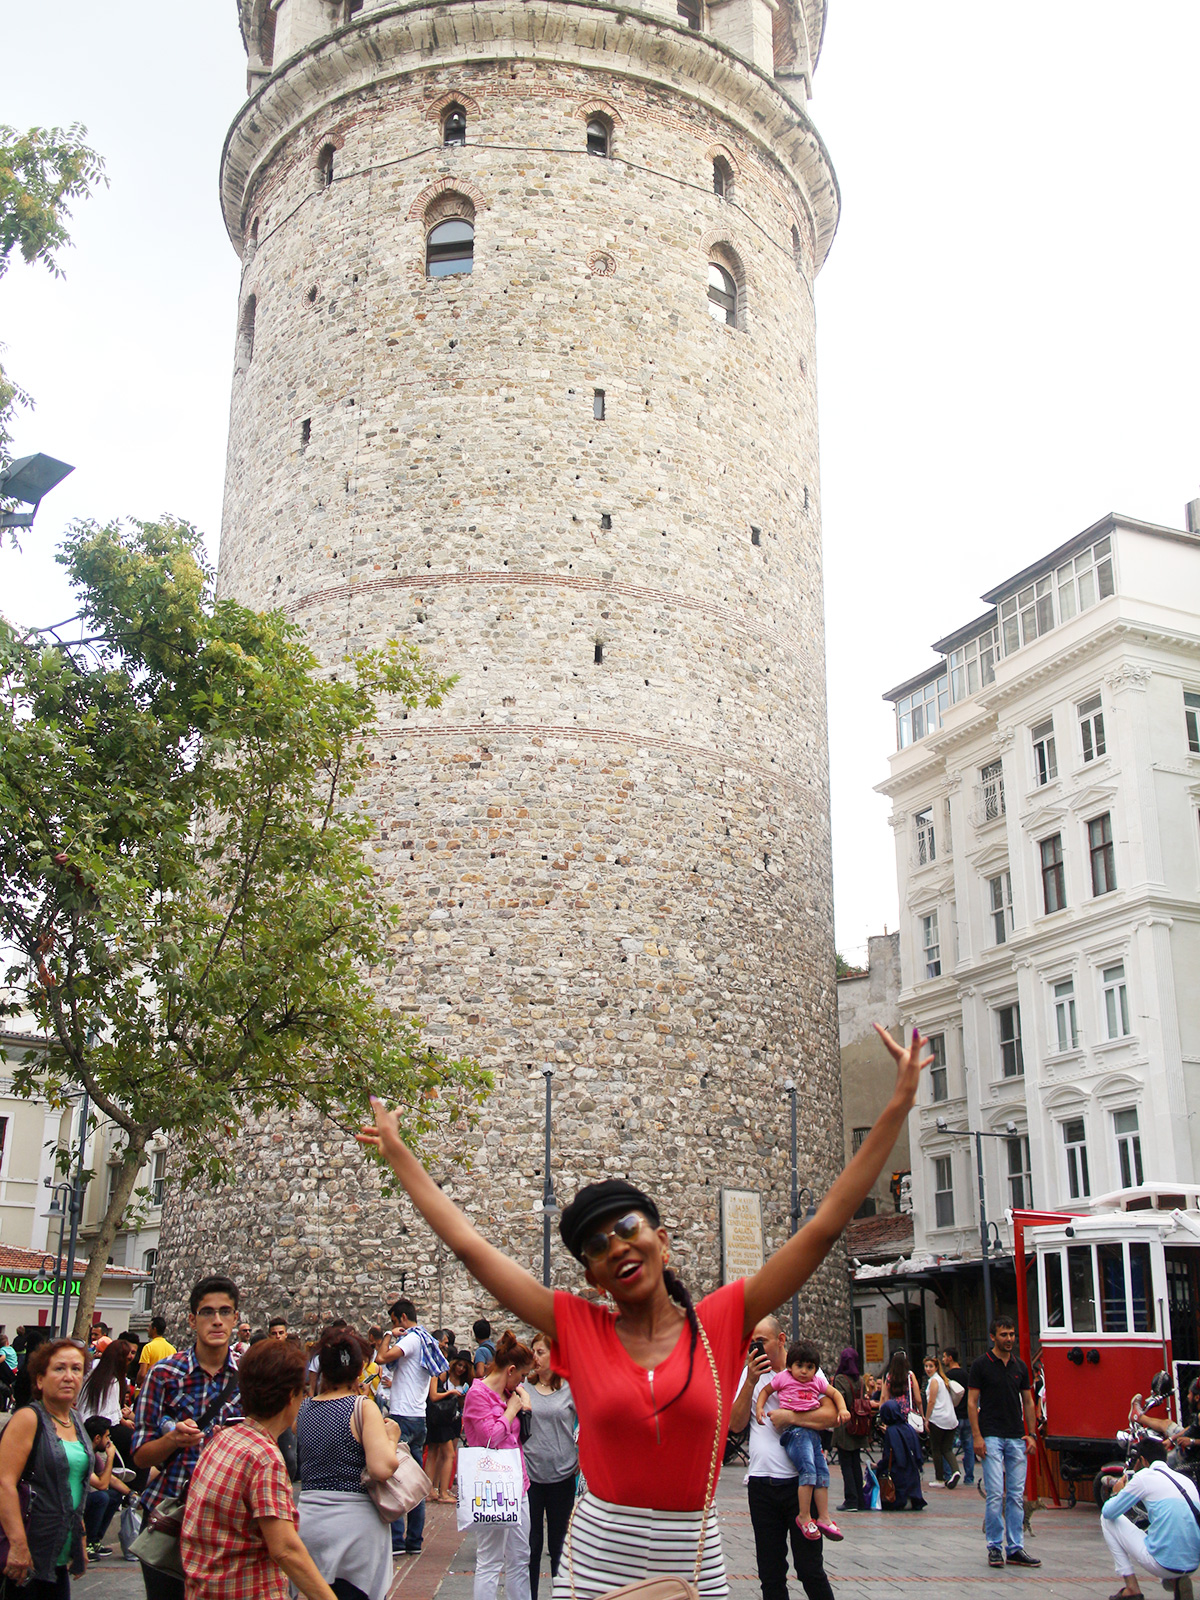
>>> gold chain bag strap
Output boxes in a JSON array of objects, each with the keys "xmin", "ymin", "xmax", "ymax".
[{"xmin": 565, "ymin": 1321, "xmax": 723, "ymax": 1600}]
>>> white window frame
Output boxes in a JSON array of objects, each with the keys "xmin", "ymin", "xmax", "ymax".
[
  {"xmin": 988, "ymin": 870, "xmax": 1013, "ymax": 946},
  {"xmin": 1088, "ymin": 812, "xmax": 1116, "ymax": 896},
  {"xmin": 1062, "ymin": 1116, "xmax": 1091, "ymax": 1200},
  {"xmin": 1006, "ymin": 1133, "xmax": 1033, "ymax": 1210},
  {"xmin": 1040, "ymin": 831, "xmax": 1067, "ymax": 914},
  {"xmin": 1056, "ymin": 535, "xmax": 1114, "ymax": 621},
  {"xmin": 1185, "ymin": 690, "xmax": 1200, "ymax": 756},
  {"xmin": 948, "ymin": 627, "xmax": 999, "ymax": 703},
  {"xmin": 1114, "ymin": 1108, "xmax": 1144, "ymax": 1189},
  {"xmin": 151, "ymin": 1148, "xmax": 167, "ymax": 1208},
  {"xmin": 1053, "ymin": 977, "xmax": 1078, "ymax": 1053},
  {"xmin": 978, "ymin": 760, "xmax": 1005, "ymax": 823},
  {"xmin": 1031, "ymin": 718, "xmax": 1058, "ymax": 786},
  {"xmin": 1079, "ymin": 694, "xmax": 1107, "ymax": 763},
  {"xmin": 142, "ymin": 1248, "xmax": 157, "ymax": 1315},
  {"xmin": 998, "ymin": 1003, "xmax": 1024, "ymax": 1078},
  {"xmin": 933, "ymin": 1154, "xmax": 955, "ymax": 1228},
  {"xmin": 914, "ymin": 807, "xmax": 936, "ymax": 867},
  {"xmin": 921, "ymin": 911, "xmax": 941, "ymax": 980},
  {"xmin": 1102, "ymin": 962, "xmax": 1131, "ymax": 1040},
  {"xmin": 896, "ymin": 675, "xmax": 948, "ymax": 749},
  {"xmin": 928, "ymin": 1033, "xmax": 948, "ymax": 1103}
]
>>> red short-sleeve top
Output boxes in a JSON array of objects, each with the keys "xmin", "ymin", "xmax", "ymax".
[{"xmin": 550, "ymin": 1280, "xmax": 747, "ymax": 1511}]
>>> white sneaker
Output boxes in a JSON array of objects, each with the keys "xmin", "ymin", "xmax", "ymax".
[{"xmin": 947, "ymin": 1470, "xmax": 962, "ymax": 1489}]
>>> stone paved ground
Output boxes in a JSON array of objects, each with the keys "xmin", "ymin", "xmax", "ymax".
[{"xmin": 71, "ymin": 1466, "xmax": 1128, "ymax": 1600}]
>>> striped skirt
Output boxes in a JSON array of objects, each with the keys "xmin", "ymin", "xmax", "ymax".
[{"xmin": 553, "ymin": 1493, "xmax": 728, "ymax": 1600}]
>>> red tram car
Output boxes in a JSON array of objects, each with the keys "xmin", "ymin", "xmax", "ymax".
[{"xmin": 1013, "ymin": 1189, "xmax": 1200, "ymax": 1501}]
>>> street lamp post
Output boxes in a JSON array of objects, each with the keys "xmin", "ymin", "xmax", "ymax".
[
  {"xmin": 541, "ymin": 1067, "xmax": 557, "ymax": 1289},
  {"xmin": 784, "ymin": 1078, "xmax": 798, "ymax": 1338},
  {"xmin": 937, "ymin": 1118, "xmax": 1018, "ymax": 1337},
  {"xmin": 60, "ymin": 1090, "xmax": 90, "ymax": 1337},
  {"xmin": 45, "ymin": 1181, "xmax": 73, "ymax": 1335}
]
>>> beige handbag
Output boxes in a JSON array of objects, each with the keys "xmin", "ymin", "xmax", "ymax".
[
  {"xmin": 565, "ymin": 1322, "xmax": 723, "ymax": 1600},
  {"xmin": 353, "ymin": 1397, "xmax": 433, "ymax": 1523}
]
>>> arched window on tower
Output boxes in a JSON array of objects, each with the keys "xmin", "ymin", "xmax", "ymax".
[
  {"xmin": 316, "ymin": 143, "xmax": 335, "ymax": 190},
  {"xmin": 791, "ymin": 224, "xmax": 803, "ymax": 271},
  {"xmin": 443, "ymin": 105, "xmax": 467, "ymax": 147},
  {"xmin": 586, "ymin": 117, "xmax": 611, "ymax": 158},
  {"xmin": 712, "ymin": 156, "xmax": 733, "ymax": 201},
  {"xmin": 427, "ymin": 218, "xmax": 474, "ymax": 277},
  {"xmin": 677, "ymin": 0, "xmax": 701, "ymax": 28},
  {"xmin": 707, "ymin": 263, "xmax": 736, "ymax": 326},
  {"xmin": 237, "ymin": 294, "xmax": 257, "ymax": 368}
]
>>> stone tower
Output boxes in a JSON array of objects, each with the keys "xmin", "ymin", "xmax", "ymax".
[{"xmin": 157, "ymin": 0, "xmax": 848, "ymax": 1350}]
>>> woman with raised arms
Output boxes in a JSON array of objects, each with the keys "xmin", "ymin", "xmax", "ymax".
[{"xmin": 359, "ymin": 1025, "xmax": 928, "ymax": 1600}]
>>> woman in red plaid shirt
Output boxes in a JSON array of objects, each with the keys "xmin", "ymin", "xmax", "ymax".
[{"xmin": 180, "ymin": 1341, "xmax": 335, "ymax": 1600}]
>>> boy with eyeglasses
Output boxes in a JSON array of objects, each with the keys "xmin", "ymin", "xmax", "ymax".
[{"xmin": 132, "ymin": 1275, "xmax": 244, "ymax": 1600}]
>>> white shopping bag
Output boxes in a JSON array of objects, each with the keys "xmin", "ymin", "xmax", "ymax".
[{"xmin": 456, "ymin": 1447, "xmax": 525, "ymax": 1531}]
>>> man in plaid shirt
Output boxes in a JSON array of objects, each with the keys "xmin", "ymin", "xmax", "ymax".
[{"xmin": 133, "ymin": 1275, "xmax": 244, "ymax": 1600}]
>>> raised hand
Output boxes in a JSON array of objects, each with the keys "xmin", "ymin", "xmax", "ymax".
[
  {"xmin": 356, "ymin": 1097, "xmax": 408, "ymax": 1170},
  {"xmin": 872, "ymin": 1023, "xmax": 933, "ymax": 1109}
]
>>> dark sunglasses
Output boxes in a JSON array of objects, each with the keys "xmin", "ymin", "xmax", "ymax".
[{"xmin": 581, "ymin": 1211, "xmax": 647, "ymax": 1262}]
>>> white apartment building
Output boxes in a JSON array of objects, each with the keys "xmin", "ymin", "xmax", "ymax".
[{"xmin": 878, "ymin": 508, "xmax": 1200, "ymax": 1349}]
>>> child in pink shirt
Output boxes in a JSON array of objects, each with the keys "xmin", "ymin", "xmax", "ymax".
[{"xmin": 755, "ymin": 1340, "xmax": 850, "ymax": 1541}]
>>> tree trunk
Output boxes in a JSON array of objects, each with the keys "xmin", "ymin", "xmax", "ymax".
[{"xmin": 72, "ymin": 1135, "xmax": 149, "ymax": 1339}]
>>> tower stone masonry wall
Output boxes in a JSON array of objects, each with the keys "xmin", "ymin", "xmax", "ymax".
[{"xmin": 156, "ymin": 0, "xmax": 853, "ymax": 1358}]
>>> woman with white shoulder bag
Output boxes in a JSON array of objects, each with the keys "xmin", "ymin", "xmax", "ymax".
[
  {"xmin": 461, "ymin": 1333, "xmax": 535, "ymax": 1600},
  {"xmin": 922, "ymin": 1356, "xmax": 961, "ymax": 1488}
]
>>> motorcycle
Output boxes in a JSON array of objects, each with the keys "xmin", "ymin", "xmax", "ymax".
[{"xmin": 1095, "ymin": 1371, "xmax": 1200, "ymax": 1511}]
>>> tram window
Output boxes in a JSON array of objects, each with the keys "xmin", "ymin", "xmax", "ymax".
[
  {"xmin": 1130, "ymin": 1240, "xmax": 1155, "ymax": 1332},
  {"xmin": 1068, "ymin": 1244, "xmax": 1098, "ymax": 1332},
  {"xmin": 1044, "ymin": 1250, "xmax": 1065, "ymax": 1329},
  {"xmin": 1098, "ymin": 1241, "xmax": 1129, "ymax": 1332}
]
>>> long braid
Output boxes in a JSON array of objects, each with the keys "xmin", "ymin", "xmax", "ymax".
[{"xmin": 656, "ymin": 1266, "xmax": 701, "ymax": 1414}]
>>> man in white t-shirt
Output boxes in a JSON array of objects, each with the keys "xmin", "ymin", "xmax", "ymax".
[
  {"xmin": 728, "ymin": 1317, "xmax": 836, "ymax": 1600},
  {"xmin": 377, "ymin": 1297, "xmax": 430, "ymax": 1554}
]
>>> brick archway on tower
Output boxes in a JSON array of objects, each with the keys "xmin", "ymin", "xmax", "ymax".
[{"xmin": 407, "ymin": 176, "xmax": 490, "ymax": 223}]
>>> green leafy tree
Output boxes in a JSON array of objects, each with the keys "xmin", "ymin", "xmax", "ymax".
[
  {"xmin": 0, "ymin": 517, "xmax": 486, "ymax": 1333},
  {"xmin": 0, "ymin": 123, "xmax": 106, "ymax": 475}
]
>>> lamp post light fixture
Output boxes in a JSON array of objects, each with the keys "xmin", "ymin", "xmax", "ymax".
[
  {"xmin": 540, "ymin": 1066, "xmax": 558, "ymax": 1288},
  {"xmin": 0, "ymin": 454, "xmax": 74, "ymax": 533},
  {"xmin": 44, "ymin": 1179, "xmax": 75, "ymax": 1336},
  {"xmin": 935, "ymin": 1116, "xmax": 1019, "ymax": 1334}
]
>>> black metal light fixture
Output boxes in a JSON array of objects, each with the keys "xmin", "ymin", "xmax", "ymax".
[{"xmin": 0, "ymin": 453, "xmax": 74, "ymax": 531}]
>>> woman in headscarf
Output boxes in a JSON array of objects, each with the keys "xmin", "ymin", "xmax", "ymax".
[
  {"xmin": 830, "ymin": 1348, "xmax": 868, "ymax": 1512},
  {"xmin": 877, "ymin": 1400, "xmax": 926, "ymax": 1512},
  {"xmin": 357, "ymin": 1025, "xmax": 928, "ymax": 1600}
]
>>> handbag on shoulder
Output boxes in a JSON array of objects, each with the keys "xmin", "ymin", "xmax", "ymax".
[
  {"xmin": 563, "ymin": 1323, "xmax": 723, "ymax": 1600},
  {"xmin": 354, "ymin": 1397, "xmax": 432, "ymax": 1524}
]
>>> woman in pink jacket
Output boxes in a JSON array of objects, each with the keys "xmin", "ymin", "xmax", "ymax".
[{"xmin": 461, "ymin": 1333, "xmax": 535, "ymax": 1600}]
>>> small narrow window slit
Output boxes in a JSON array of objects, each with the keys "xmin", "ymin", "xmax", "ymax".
[
  {"xmin": 600, "ymin": 513, "xmax": 612, "ymax": 529},
  {"xmin": 300, "ymin": 418, "xmax": 311, "ymax": 452},
  {"xmin": 593, "ymin": 389, "xmax": 605, "ymax": 420},
  {"xmin": 594, "ymin": 642, "xmax": 604, "ymax": 665},
  {"xmin": 750, "ymin": 525, "xmax": 761, "ymax": 547},
  {"xmin": 443, "ymin": 106, "xmax": 467, "ymax": 147},
  {"xmin": 316, "ymin": 143, "xmax": 335, "ymax": 190}
]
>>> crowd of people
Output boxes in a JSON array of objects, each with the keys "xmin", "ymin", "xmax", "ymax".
[{"xmin": 19, "ymin": 1024, "xmax": 1175, "ymax": 1600}]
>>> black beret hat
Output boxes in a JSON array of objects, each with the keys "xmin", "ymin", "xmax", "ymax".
[{"xmin": 559, "ymin": 1179, "xmax": 661, "ymax": 1262}]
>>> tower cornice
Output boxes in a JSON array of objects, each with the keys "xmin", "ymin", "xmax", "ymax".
[{"xmin": 220, "ymin": 0, "xmax": 840, "ymax": 265}]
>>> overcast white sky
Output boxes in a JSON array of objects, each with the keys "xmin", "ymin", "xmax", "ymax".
[{"xmin": 4, "ymin": 4, "xmax": 1199, "ymax": 963}]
